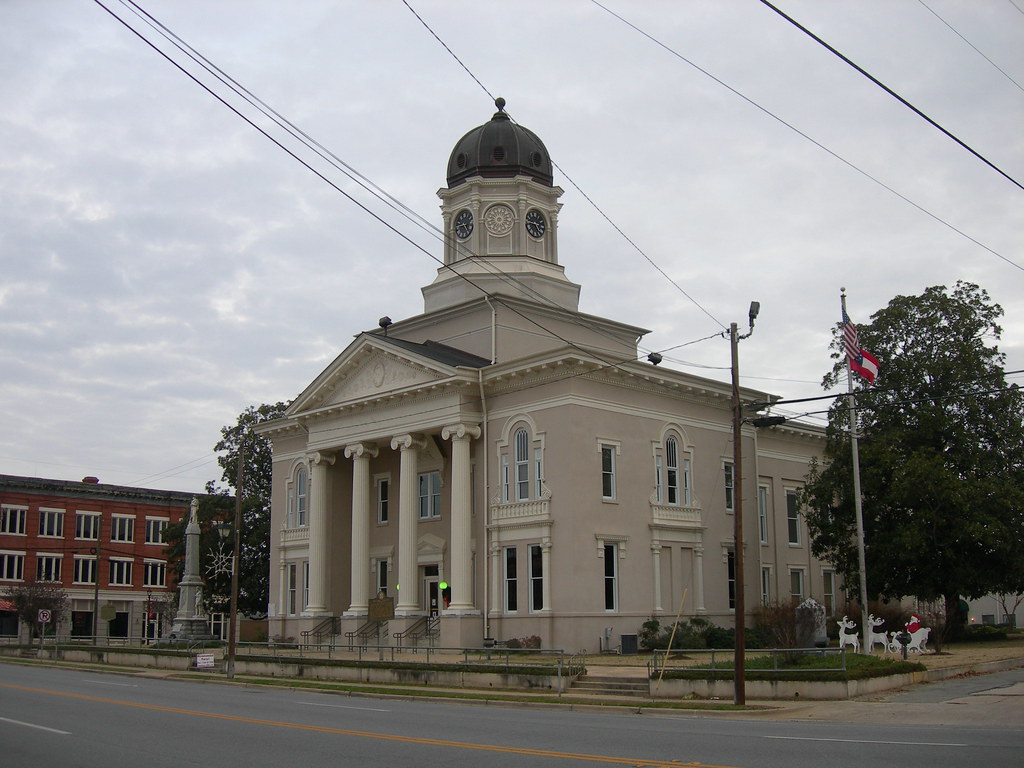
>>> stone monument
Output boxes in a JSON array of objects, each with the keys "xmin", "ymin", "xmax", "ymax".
[
  {"xmin": 169, "ymin": 497, "xmax": 214, "ymax": 640},
  {"xmin": 795, "ymin": 597, "xmax": 828, "ymax": 648}
]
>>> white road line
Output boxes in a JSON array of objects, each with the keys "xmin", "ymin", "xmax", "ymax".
[
  {"xmin": 764, "ymin": 736, "xmax": 967, "ymax": 747},
  {"xmin": 0, "ymin": 716, "xmax": 71, "ymax": 735},
  {"xmin": 81, "ymin": 679, "xmax": 138, "ymax": 687},
  {"xmin": 297, "ymin": 701, "xmax": 391, "ymax": 712}
]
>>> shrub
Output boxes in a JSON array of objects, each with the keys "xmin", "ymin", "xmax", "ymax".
[
  {"xmin": 962, "ymin": 625, "xmax": 1007, "ymax": 642},
  {"xmin": 505, "ymin": 635, "xmax": 542, "ymax": 649},
  {"xmin": 752, "ymin": 600, "xmax": 799, "ymax": 647}
]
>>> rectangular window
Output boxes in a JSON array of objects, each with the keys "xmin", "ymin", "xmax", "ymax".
[
  {"xmin": 603, "ymin": 544, "xmax": 618, "ymax": 611},
  {"xmin": 500, "ymin": 454, "xmax": 510, "ymax": 503},
  {"xmin": 534, "ymin": 447, "xmax": 543, "ymax": 500},
  {"xmin": 376, "ymin": 560, "xmax": 389, "ymax": 596},
  {"xmin": 74, "ymin": 556, "xmax": 97, "ymax": 585},
  {"xmin": 786, "ymin": 490, "xmax": 801, "ymax": 545},
  {"xmin": 1, "ymin": 551, "xmax": 25, "ymax": 581},
  {"xmin": 296, "ymin": 469, "xmax": 308, "ymax": 527},
  {"xmin": 38, "ymin": 508, "xmax": 65, "ymax": 538},
  {"xmin": 145, "ymin": 518, "xmax": 168, "ymax": 545},
  {"xmin": 504, "ymin": 547, "xmax": 518, "ymax": 612},
  {"xmin": 683, "ymin": 458, "xmax": 692, "ymax": 506},
  {"xmin": 724, "ymin": 464, "xmax": 735, "ymax": 512},
  {"xmin": 302, "ymin": 561, "xmax": 310, "ymax": 610},
  {"xmin": 727, "ymin": 550, "xmax": 736, "ymax": 609},
  {"xmin": 376, "ymin": 477, "xmax": 390, "ymax": 524},
  {"xmin": 1, "ymin": 506, "xmax": 27, "ymax": 535},
  {"xmin": 418, "ymin": 471, "xmax": 441, "ymax": 519},
  {"xmin": 109, "ymin": 559, "xmax": 133, "ymax": 586},
  {"xmin": 822, "ymin": 570, "xmax": 835, "ymax": 616},
  {"xmin": 143, "ymin": 560, "xmax": 166, "ymax": 588},
  {"xmin": 789, "ymin": 569, "xmax": 805, "ymax": 601},
  {"xmin": 75, "ymin": 512, "xmax": 100, "ymax": 540},
  {"xmin": 601, "ymin": 444, "xmax": 616, "ymax": 500},
  {"xmin": 36, "ymin": 554, "xmax": 62, "ymax": 582},
  {"xmin": 529, "ymin": 544, "xmax": 544, "ymax": 612},
  {"xmin": 286, "ymin": 488, "xmax": 295, "ymax": 528},
  {"xmin": 111, "ymin": 515, "xmax": 135, "ymax": 543},
  {"xmin": 757, "ymin": 486, "xmax": 769, "ymax": 545},
  {"xmin": 286, "ymin": 563, "xmax": 297, "ymax": 615},
  {"xmin": 655, "ymin": 454, "xmax": 664, "ymax": 503},
  {"xmin": 761, "ymin": 566, "xmax": 772, "ymax": 606}
]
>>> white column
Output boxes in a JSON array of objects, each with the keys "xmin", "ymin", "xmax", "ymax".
[
  {"xmin": 344, "ymin": 442, "xmax": 377, "ymax": 616},
  {"xmin": 305, "ymin": 452, "xmax": 335, "ymax": 616},
  {"xmin": 694, "ymin": 545, "xmax": 706, "ymax": 614},
  {"xmin": 391, "ymin": 434, "xmax": 425, "ymax": 615},
  {"xmin": 651, "ymin": 542, "xmax": 663, "ymax": 613},
  {"xmin": 442, "ymin": 423, "xmax": 480, "ymax": 613},
  {"xmin": 489, "ymin": 540, "xmax": 501, "ymax": 615}
]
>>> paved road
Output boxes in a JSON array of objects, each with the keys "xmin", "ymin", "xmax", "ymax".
[
  {"xmin": 2, "ymin": 663, "xmax": 1022, "ymax": 767},
  {"xmin": 757, "ymin": 665, "xmax": 1024, "ymax": 728}
]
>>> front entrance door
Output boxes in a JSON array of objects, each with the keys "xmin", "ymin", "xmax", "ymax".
[{"xmin": 423, "ymin": 564, "xmax": 440, "ymax": 617}]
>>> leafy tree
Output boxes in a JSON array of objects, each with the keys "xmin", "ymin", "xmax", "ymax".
[
  {"xmin": 801, "ymin": 282, "xmax": 1024, "ymax": 646},
  {"xmin": 164, "ymin": 402, "xmax": 288, "ymax": 618},
  {"xmin": 2, "ymin": 579, "xmax": 70, "ymax": 638}
]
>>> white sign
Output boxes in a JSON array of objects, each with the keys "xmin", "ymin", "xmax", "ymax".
[
  {"xmin": 196, "ymin": 653, "xmax": 216, "ymax": 669},
  {"xmin": 37, "ymin": 609, "xmax": 51, "ymax": 623}
]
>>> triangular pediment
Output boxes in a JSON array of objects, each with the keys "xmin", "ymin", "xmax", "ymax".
[{"xmin": 289, "ymin": 336, "xmax": 469, "ymax": 415}]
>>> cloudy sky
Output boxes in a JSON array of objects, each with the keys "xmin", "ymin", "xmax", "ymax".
[{"xmin": 2, "ymin": 0, "xmax": 1022, "ymax": 493}]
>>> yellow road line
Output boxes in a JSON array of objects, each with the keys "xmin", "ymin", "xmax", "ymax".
[{"xmin": 1, "ymin": 682, "xmax": 743, "ymax": 767}]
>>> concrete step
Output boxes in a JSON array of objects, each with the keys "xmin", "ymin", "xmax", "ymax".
[{"xmin": 572, "ymin": 675, "xmax": 650, "ymax": 697}]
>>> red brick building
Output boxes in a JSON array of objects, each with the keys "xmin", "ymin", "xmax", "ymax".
[{"xmin": 0, "ymin": 474, "xmax": 196, "ymax": 642}]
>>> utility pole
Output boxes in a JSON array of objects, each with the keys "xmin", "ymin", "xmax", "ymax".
[
  {"xmin": 93, "ymin": 515, "xmax": 102, "ymax": 640},
  {"xmin": 730, "ymin": 301, "xmax": 759, "ymax": 706}
]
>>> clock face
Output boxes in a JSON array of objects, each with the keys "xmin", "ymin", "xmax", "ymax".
[
  {"xmin": 454, "ymin": 210, "xmax": 474, "ymax": 239},
  {"xmin": 525, "ymin": 209, "xmax": 546, "ymax": 238}
]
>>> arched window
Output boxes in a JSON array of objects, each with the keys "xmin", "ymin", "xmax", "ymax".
[
  {"xmin": 500, "ymin": 419, "xmax": 544, "ymax": 503},
  {"xmin": 514, "ymin": 428, "xmax": 530, "ymax": 502},
  {"xmin": 656, "ymin": 432, "xmax": 692, "ymax": 506}
]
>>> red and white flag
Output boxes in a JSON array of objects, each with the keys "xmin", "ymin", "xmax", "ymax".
[{"xmin": 842, "ymin": 310, "xmax": 879, "ymax": 384}]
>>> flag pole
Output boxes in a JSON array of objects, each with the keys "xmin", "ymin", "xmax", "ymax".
[{"xmin": 841, "ymin": 288, "xmax": 871, "ymax": 652}]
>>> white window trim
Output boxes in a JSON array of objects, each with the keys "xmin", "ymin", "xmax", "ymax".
[
  {"xmin": 418, "ymin": 470, "xmax": 442, "ymax": 520},
  {"xmin": 1, "ymin": 505, "xmax": 28, "ymax": 536},
  {"xmin": 0, "ymin": 550, "xmax": 26, "ymax": 581},
  {"xmin": 110, "ymin": 514, "xmax": 136, "ymax": 543},
  {"xmin": 375, "ymin": 474, "xmax": 391, "ymax": 525},
  {"xmin": 528, "ymin": 543, "xmax": 544, "ymax": 613},
  {"xmin": 789, "ymin": 567, "xmax": 806, "ymax": 601},
  {"xmin": 723, "ymin": 462, "xmax": 735, "ymax": 513},
  {"xmin": 757, "ymin": 485, "xmax": 770, "ymax": 545},
  {"xmin": 36, "ymin": 552, "xmax": 63, "ymax": 582},
  {"xmin": 38, "ymin": 507, "xmax": 65, "ymax": 538},
  {"xmin": 109, "ymin": 557, "xmax": 134, "ymax": 586},
  {"xmin": 143, "ymin": 559, "xmax": 167, "ymax": 588},
  {"xmin": 503, "ymin": 546, "xmax": 518, "ymax": 614},
  {"xmin": 75, "ymin": 510, "xmax": 100, "ymax": 541},
  {"xmin": 786, "ymin": 488, "xmax": 802, "ymax": 546},
  {"xmin": 598, "ymin": 440, "xmax": 620, "ymax": 502},
  {"xmin": 145, "ymin": 517, "xmax": 169, "ymax": 545},
  {"xmin": 73, "ymin": 555, "xmax": 97, "ymax": 585}
]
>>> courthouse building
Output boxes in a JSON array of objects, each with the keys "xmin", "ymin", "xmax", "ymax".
[{"xmin": 260, "ymin": 101, "xmax": 830, "ymax": 650}]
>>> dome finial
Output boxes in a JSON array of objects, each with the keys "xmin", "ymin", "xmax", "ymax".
[{"xmin": 494, "ymin": 96, "xmax": 506, "ymax": 112}]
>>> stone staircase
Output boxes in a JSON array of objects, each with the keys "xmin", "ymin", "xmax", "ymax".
[{"xmin": 571, "ymin": 672, "xmax": 650, "ymax": 698}]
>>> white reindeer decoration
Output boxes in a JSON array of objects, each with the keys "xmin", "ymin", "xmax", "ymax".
[
  {"xmin": 837, "ymin": 615, "xmax": 860, "ymax": 653},
  {"xmin": 867, "ymin": 614, "xmax": 889, "ymax": 652}
]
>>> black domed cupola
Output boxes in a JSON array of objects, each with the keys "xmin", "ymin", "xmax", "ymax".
[{"xmin": 446, "ymin": 98, "xmax": 553, "ymax": 188}]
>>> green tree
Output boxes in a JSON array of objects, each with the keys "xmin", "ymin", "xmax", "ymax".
[
  {"xmin": 801, "ymin": 282, "xmax": 1024, "ymax": 646},
  {"xmin": 164, "ymin": 402, "xmax": 288, "ymax": 618}
]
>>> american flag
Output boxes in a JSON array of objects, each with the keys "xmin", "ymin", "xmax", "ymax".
[{"xmin": 842, "ymin": 310, "xmax": 879, "ymax": 384}]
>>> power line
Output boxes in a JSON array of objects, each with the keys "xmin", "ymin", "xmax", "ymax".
[
  {"xmin": 589, "ymin": 0, "xmax": 1023, "ymax": 274},
  {"xmin": 917, "ymin": 0, "xmax": 1024, "ymax": 93},
  {"xmin": 758, "ymin": 0, "xmax": 1024, "ymax": 190}
]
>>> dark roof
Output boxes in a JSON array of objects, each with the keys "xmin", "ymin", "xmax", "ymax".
[
  {"xmin": 446, "ymin": 98, "xmax": 553, "ymax": 188},
  {"xmin": 374, "ymin": 336, "xmax": 491, "ymax": 369},
  {"xmin": 0, "ymin": 474, "xmax": 199, "ymax": 507}
]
